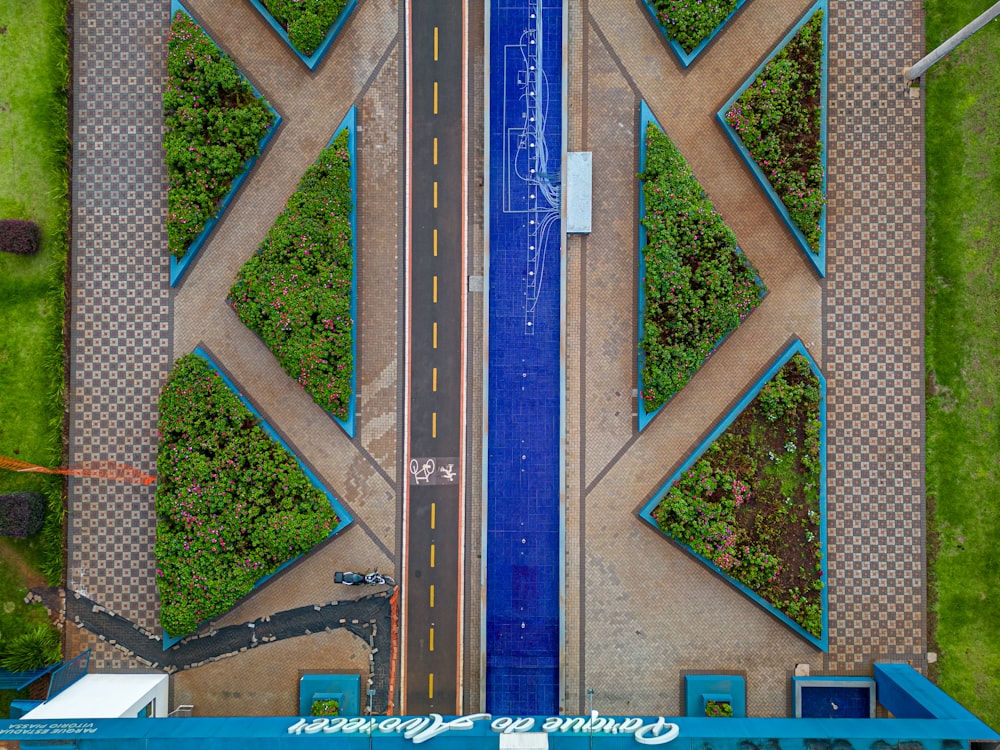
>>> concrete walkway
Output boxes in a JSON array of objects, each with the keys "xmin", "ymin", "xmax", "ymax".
[
  {"xmin": 64, "ymin": 0, "xmax": 408, "ymax": 701},
  {"xmin": 557, "ymin": 0, "xmax": 926, "ymax": 718},
  {"xmin": 62, "ymin": 0, "xmax": 925, "ymax": 719}
]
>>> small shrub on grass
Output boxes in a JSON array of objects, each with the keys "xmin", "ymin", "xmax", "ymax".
[
  {"xmin": 725, "ymin": 11, "xmax": 825, "ymax": 253},
  {"xmin": 0, "ymin": 624, "xmax": 61, "ymax": 672},
  {"xmin": 0, "ymin": 220, "xmax": 41, "ymax": 255},
  {"xmin": 652, "ymin": 353, "xmax": 823, "ymax": 636},
  {"xmin": 261, "ymin": 0, "xmax": 349, "ymax": 57},
  {"xmin": 164, "ymin": 11, "xmax": 274, "ymax": 259},
  {"xmin": 639, "ymin": 123, "xmax": 763, "ymax": 412},
  {"xmin": 650, "ymin": 0, "xmax": 738, "ymax": 54},
  {"xmin": 0, "ymin": 492, "xmax": 47, "ymax": 538},
  {"xmin": 156, "ymin": 354, "xmax": 339, "ymax": 637},
  {"xmin": 230, "ymin": 130, "xmax": 354, "ymax": 420}
]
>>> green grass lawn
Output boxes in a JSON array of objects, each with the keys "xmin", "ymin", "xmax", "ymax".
[
  {"xmin": 0, "ymin": 553, "xmax": 53, "ymax": 716},
  {"xmin": 0, "ymin": 0, "xmax": 70, "ymax": 716},
  {"xmin": 0, "ymin": 0, "xmax": 69, "ymax": 585},
  {"xmin": 925, "ymin": 0, "xmax": 1000, "ymax": 730}
]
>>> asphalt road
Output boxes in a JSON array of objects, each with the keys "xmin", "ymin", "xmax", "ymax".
[{"xmin": 404, "ymin": 0, "xmax": 465, "ymax": 715}]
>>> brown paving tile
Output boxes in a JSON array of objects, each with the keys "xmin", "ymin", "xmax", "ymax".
[
  {"xmin": 564, "ymin": 0, "xmax": 926, "ymax": 716},
  {"xmin": 69, "ymin": 0, "xmax": 405, "ymax": 672},
  {"xmin": 69, "ymin": 0, "xmax": 926, "ymax": 712},
  {"xmin": 68, "ymin": 0, "xmax": 171, "ymax": 643}
]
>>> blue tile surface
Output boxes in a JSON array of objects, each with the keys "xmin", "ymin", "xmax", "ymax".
[
  {"xmin": 486, "ymin": 0, "xmax": 563, "ymax": 716},
  {"xmin": 801, "ymin": 686, "xmax": 872, "ymax": 719}
]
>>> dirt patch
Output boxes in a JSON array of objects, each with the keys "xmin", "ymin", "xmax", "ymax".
[{"xmin": 0, "ymin": 537, "xmax": 46, "ymax": 590}]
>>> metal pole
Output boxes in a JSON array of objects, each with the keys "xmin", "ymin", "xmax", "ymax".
[
  {"xmin": 368, "ymin": 689, "xmax": 376, "ymax": 750},
  {"xmin": 587, "ymin": 689, "xmax": 595, "ymax": 750},
  {"xmin": 903, "ymin": 1, "xmax": 1000, "ymax": 81}
]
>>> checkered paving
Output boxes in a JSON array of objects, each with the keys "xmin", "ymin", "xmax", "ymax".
[
  {"xmin": 823, "ymin": 0, "xmax": 926, "ymax": 672},
  {"xmin": 68, "ymin": 0, "xmax": 171, "ymax": 642},
  {"xmin": 66, "ymin": 0, "xmax": 403, "ymax": 675},
  {"xmin": 561, "ymin": 0, "xmax": 927, "ymax": 716},
  {"xmin": 65, "ymin": 0, "xmax": 926, "ymax": 708}
]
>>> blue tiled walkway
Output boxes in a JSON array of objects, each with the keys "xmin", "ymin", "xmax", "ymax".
[{"xmin": 486, "ymin": 0, "xmax": 563, "ymax": 716}]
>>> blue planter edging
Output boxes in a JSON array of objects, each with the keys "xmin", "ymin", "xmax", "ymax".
[
  {"xmin": 636, "ymin": 101, "xmax": 766, "ymax": 432},
  {"xmin": 638, "ymin": 339, "xmax": 828, "ymax": 651},
  {"xmin": 227, "ymin": 107, "xmax": 358, "ymax": 439},
  {"xmin": 168, "ymin": 0, "xmax": 282, "ymax": 288},
  {"xmin": 639, "ymin": 0, "xmax": 749, "ymax": 68},
  {"xmin": 161, "ymin": 347, "xmax": 355, "ymax": 650},
  {"xmin": 247, "ymin": 0, "xmax": 359, "ymax": 71},
  {"xmin": 716, "ymin": 0, "xmax": 828, "ymax": 278},
  {"xmin": 331, "ymin": 106, "xmax": 359, "ymax": 439}
]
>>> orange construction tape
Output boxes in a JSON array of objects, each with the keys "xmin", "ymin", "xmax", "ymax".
[{"xmin": 0, "ymin": 455, "xmax": 156, "ymax": 486}]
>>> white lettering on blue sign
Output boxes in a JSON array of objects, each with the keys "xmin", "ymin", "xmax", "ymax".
[
  {"xmin": 633, "ymin": 718, "xmax": 680, "ymax": 745},
  {"xmin": 287, "ymin": 713, "xmax": 678, "ymax": 745}
]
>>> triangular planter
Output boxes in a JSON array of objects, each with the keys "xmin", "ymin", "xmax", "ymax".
[
  {"xmin": 159, "ymin": 349, "xmax": 353, "ymax": 649},
  {"xmin": 248, "ymin": 0, "xmax": 359, "ymax": 70},
  {"xmin": 639, "ymin": 340, "xmax": 828, "ymax": 649},
  {"xmin": 639, "ymin": 0, "xmax": 749, "ymax": 68},
  {"xmin": 167, "ymin": 0, "xmax": 282, "ymax": 287},
  {"xmin": 717, "ymin": 0, "xmax": 828, "ymax": 277},
  {"xmin": 637, "ymin": 101, "xmax": 766, "ymax": 431},
  {"xmin": 228, "ymin": 107, "xmax": 358, "ymax": 439}
]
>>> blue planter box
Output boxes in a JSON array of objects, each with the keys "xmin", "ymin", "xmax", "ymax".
[
  {"xmin": 161, "ymin": 347, "xmax": 354, "ymax": 649},
  {"xmin": 248, "ymin": 0, "xmax": 359, "ymax": 71},
  {"xmin": 227, "ymin": 107, "xmax": 359, "ymax": 439},
  {"xmin": 685, "ymin": 674, "xmax": 746, "ymax": 718},
  {"xmin": 636, "ymin": 101, "xmax": 765, "ymax": 431},
  {"xmin": 168, "ymin": 0, "xmax": 282, "ymax": 288},
  {"xmin": 639, "ymin": 0, "xmax": 749, "ymax": 68},
  {"xmin": 717, "ymin": 0, "xmax": 829, "ymax": 277},
  {"xmin": 638, "ymin": 340, "xmax": 828, "ymax": 650}
]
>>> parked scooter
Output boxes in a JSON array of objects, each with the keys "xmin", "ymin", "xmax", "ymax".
[{"xmin": 334, "ymin": 570, "xmax": 396, "ymax": 586}]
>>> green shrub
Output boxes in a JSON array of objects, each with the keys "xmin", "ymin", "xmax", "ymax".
[
  {"xmin": 0, "ymin": 492, "xmax": 47, "ymax": 538},
  {"xmin": 651, "ymin": 0, "xmax": 738, "ymax": 54},
  {"xmin": 230, "ymin": 130, "xmax": 354, "ymax": 420},
  {"xmin": 310, "ymin": 699, "xmax": 340, "ymax": 716},
  {"xmin": 0, "ymin": 624, "xmax": 61, "ymax": 672},
  {"xmin": 0, "ymin": 0, "xmax": 69, "ymax": 590},
  {"xmin": 639, "ymin": 123, "xmax": 763, "ymax": 411},
  {"xmin": 725, "ymin": 11, "xmax": 825, "ymax": 253},
  {"xmin": 652, "ymin": 353, "xmax": 823, "ymax": 636},
  {"xmin": 705, "ymin": 699, "xmax": 733, "ymax": 717},
  {"xmin": 262, "ymin": 0, "xmax": 349, "ymax": 56},
  {"xmin": 164, "ymin": 11, "xmax": 274, "ymax": 259},
  {"xmin": 0, "ymin": 220, "xmax": 41, "ymax": 255},
  {"xmin": 155, "ymin": 354, "xmax": 339, "ymax": 636}
]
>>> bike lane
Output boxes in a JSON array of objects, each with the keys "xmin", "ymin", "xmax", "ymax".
[{"xmin": 403, "ymin": 0, "xmax": 467, "ymax": 715}]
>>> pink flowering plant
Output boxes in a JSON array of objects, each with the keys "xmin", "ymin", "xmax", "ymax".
[
  {"xmin": 260, "ymin": 0, "xmax": 349, "ymax": 57},
  {"xmin": 229, "ymin": 131, "xmax": 354, "ymax": 421},
  {"xmin": 725, "ymin": 11, "xmax": 825, "ymax": 253},
  {"xmin": 651, "ymin": 0, "xmax": 738, "ymax": 54},
  {"xmin": 705, "ymin": 700, "xmax": 733, "ymax": 718},
  {"xmin": 652, "ymin": 353, "xmax": 823, "ymax": 636},
  {"xmin": 164, "ymin": 11, "xmax": 274, "ymax": 259},
  {"xmin": 155, "ymin": 354, "xmax": 339, "ymax": 637},
  {"xmin": 639, "ymin": 123, "xmax": 763, "ymax": 411}
]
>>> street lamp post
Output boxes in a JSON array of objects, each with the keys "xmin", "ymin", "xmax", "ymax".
[
  {"xmin": 903, "ymin": 1, "xmax": 1000, "ymax": 81},
  {"xmin": 586, "ymin": 689, "xmax": 595, "ymax": 750},
  {"xmin": 367, "ymin": 689, "xmax": 376, "ymax": 750}
]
